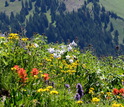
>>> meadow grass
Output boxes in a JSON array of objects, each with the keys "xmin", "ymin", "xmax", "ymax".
[
  {"xmin": 0, "ymin": 33, "xmax": 124, "ymax": 107},
  {"xmin": 100, "ymin": 0, "xmax": 124, "ymax": 18}
]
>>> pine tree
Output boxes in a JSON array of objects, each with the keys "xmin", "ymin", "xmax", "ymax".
[{"xmin": 5, "ymin": 1, "xmax": 9, "ymax": 7}]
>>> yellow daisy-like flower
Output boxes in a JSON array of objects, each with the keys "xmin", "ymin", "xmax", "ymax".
[
  {"xmin": 50, "ymin": 90, "xmax": 58, "ymax": 95},
  {"xmin": 37, "ymin": 88, "xmax": 44, "ymax": 92},
  {"xmin": 21, "ymin": 38, "xmax": 28, "ymax": 41},
  {"xmin": 92, "ymin": 97, "xmax": 100, "ymax": 103},
  {"xmin": 112, "ymin": 103, "xmax": 123, "ymax": 107},
  {"xmin": 43, "ymin": 88, "xmax": 50, "ymax": 92},
  {"xmin": 34, "ymin": 75, "xmax": 39, "ymax": 79},
  {"xmin": 76, "ymin": 100, "xmax": 83, "ymax": 104},
  {"xmin": 46, "ymin": 86, "xmax": 53, "ymax": 89}
]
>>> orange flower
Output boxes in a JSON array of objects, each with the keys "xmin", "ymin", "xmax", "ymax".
[
  {"xmin": 119, "ymin": 88, "xmax": 124, "ymax": 96},
  {"xmin": 43, "ymin": 73, "xmax": 50, "ymax": 80},
  {"xmin": 31, "ymin": 68, "xmax": 39, "ymax": 76},
  {"xmin": 17, "ymin": 68, "xmax": 28, "ymax": 82},
  {"xmin": 112, "ymin": 88, "xmax": 119, "ymax": 95},
  {"xmin": 119, "ymin": 88, "xmax": 124, "ymax": 93}
]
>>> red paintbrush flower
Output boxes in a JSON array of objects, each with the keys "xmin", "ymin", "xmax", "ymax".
[
  {"xmin": 43, "ymin": 73, "xmax": 50, "ymax": 80},
  {"xmin": 119, "ymin": 88, "xmax": 124, "ymax": 96},
  {"xmin": 30, "ymin": 68, "xmax": 39, "ymax": 76},
  {"xmin": 112, "ymin": 88, "xmax": 119, "ymax": 95},
  {"xmin": 17, "ymin": 68, "xmax": 28, "ymax": 82}
]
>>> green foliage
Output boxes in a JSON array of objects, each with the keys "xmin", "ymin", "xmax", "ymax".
[{"xmin": 0, "ymin": 34, "xmax": 124, "ymax": 106}]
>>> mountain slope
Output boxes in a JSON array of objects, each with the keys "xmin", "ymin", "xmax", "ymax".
[{"xmin": 100, "ymin": 0, "xmax": 124, "ymax": 18}]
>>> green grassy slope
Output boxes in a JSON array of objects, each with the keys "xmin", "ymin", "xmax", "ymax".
[
  {"xmin": 0, "ymin": 0, "xmax": 22, "ymax": 15},
  {"xmin": 99, "ymin": 0, "xmax": 124, "ymax": 44},
  {"xmin": 100, "ymin": 0, "xmax": 124, "ymax": 18}
]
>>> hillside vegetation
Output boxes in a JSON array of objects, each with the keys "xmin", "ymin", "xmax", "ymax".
[
  {"xmin": 0, "ymin": 0, "xmax": 124, "ymax": 56},
  {"xmin": 0, "ymin": 33, "xmax": 124, "ymax": 106}
]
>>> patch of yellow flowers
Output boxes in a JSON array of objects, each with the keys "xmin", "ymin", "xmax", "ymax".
[
  {"xmin": 112, "ymin": 103, "xmax": 124, "ymax": 107},
  {"xmin": 37, "ymin": 86, "xmax": 53, "ymax": 93},
  {"xmin": 8, "ymin": 33, "xmax": 19, "ymax": 40},
  {"xmin": 89, "ymin": 87, "xmax": 94, "ymax": 95}
]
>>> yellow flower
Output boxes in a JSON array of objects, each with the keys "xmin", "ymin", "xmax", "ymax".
[
  {"xmin": 39, "ymin": 70, "xmax": 42, "ymax": 73},
  {"xmin": 34, "ymin": 75, "xmax": 39, "ymax": 79},
  {"xmin": 37, "ymin": 88, "xmax": 44, "ymax": 92},
  {"xmin": 0, "ymin": 37, "xmax": 5, "ymax": 39},
  {"xmin": 21, "ymin": 38, "xmax": 28, "ymax": 41},
  {"xmin": 76, "ymin": 100, "xmax": 83, "ymax": 104},
  {"xmin": 92, "ymin": 97, "xmax": 100, "ymax": 103},
  {"xmin": 43, "ymin": 88, "xmax": 50, "ymax": 92},
  {"xmin": 46, "ymin": 86, "xmax": 53, "ymax": 89},
  {"xmin": 116, "ymin": 96, "xmax": 121, "ymax": 99},
  {"xmin": 112, "ymin": 103, "xmax": 123, "ymax": 107},
  {"xmin": 106, "ymin": 92, "xmax": 111, "ymax": 96},
  {"xmin": 8, "ymin": 33, "xmax": 19, "ymax": 40},
  {"xmin": 11, "ymin": 67, "xmax": 16, "ymax": 71},
  {"xmin": 89, "ymin": 90, "xmax": 94, "ymax": 95},
  {"xmin": 50, "ymin": 90, "xmax": 58, "ymax": 95}
]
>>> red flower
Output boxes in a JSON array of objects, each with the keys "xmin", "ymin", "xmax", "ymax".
[
  {"xmin": 112, "ymin": 88, "xmax": 119, "ymax": 95},
  {"xmin": 30, "ymin": 68, "xmax": 39, "ymax": 76},
  {"xmin": 43, "ymin": 73, "xmax": 50, "ymax": 80},
  {"xmin": 119, "ymin": 88, "xmax": 124, "ymax": 93},
  {"xmin": 119, "ymin": 88, "xmax": 124, "ymax": 96},
  {"xmin": 17, "ymin": 68, "xmax": 28, "ymax": 82}
]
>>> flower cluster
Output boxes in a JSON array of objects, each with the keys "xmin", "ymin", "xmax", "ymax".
[
  {"xmin": 113, "ymin": 88, "xmax": 124, "ymax": 96},
  {"xmin": 8, "ymin": 33, "xmax": 19, "ymax": 40},
  {"xmin": 47, "ymin": 40, "xmax": 77, "ymax": 59},
  {"xmin": 37, "ymin": 86, "xmax": 53, "ymax": 93},
  {"xmin": 12, "ymin": 65, "xmax": 28, "ymax": 82}
]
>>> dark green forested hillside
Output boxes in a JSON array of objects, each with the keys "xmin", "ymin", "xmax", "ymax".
[{"xmin": 0, "ymin": 0, "xmax": 124, "ymax": 56}]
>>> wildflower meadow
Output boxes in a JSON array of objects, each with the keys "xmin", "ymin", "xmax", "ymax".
[{"xmin": 0, "ymin": 33, "xmax": 124, "ymax": 107}]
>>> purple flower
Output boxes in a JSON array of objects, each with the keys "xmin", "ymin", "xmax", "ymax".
[
  {"xmin": 77, "ymin": 89, "xmax": 84, "ymax": 98},
  {"xmin": 76, "ymin": 83, "xmax": 84, "ymax": 98},
  {"xmin": 74, "ymin": 93, "xmax": 81, "ymax": 100},
  {"xmin": 65, "ymin": 84, "xmax": 70, "ymax": 88},
  {"xmin": 76, "ymin": 83, "xmax": 83, "ymax": 90}
]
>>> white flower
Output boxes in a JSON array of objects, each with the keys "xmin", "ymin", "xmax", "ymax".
[
  {"xmin": 48, "ymin": 48, "xmax": 55, "ymax": 53},
  {"xmin": 34, "ymin": 43, "xmax": 39, "ymax": 47},
  {"xmin": 53, "ymin": 53, "xmax": 61, "ymax": 58},
  {"xmin": 66, "ymin": 55, "xmax": 70, "ymax": 59},
  {"xmin": 67, "ymin": 45, "xmax": 73, "ymax": 51},
  {"xmin": 59, "ymin": 50, "xmax": 65, "ymax": 55},
  {"xmin": 69, "ymin": 59, "xmax": 73, "ymax": 63},
  {"xmin": 70, "ymin": 40, "xmax": 77, "ymax": 46}
]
